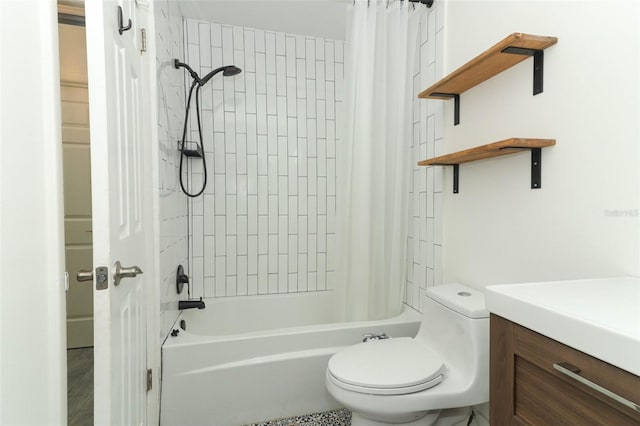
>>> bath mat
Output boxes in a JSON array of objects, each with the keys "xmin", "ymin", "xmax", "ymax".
[{"xmin": 248, "ymin": 408, "xmax": 351, "ymax": 426}]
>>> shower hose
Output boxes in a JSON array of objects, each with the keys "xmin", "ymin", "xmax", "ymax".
[{"xmin": 178, "ymin": 78, "xmax": 207, "ymax": 198}]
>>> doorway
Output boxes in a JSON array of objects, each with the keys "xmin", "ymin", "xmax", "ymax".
[{"xmin": 58, "ymin": 4, "xmax": 94, "ymax": 425}]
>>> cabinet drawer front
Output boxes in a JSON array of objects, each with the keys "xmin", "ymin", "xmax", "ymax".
[
  {"xmin": 512, "ymin": 322, "xmax": 640, "ymax": 414},
  {"xmin": 490, "ymin": 314, "xmax": 640, "ymax": 425},
  {"xmin": 514, "ymin": 356, "xmax": 639, "ymax": 425}
]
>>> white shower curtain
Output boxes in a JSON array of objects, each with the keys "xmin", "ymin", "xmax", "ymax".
[{"xmin": 335, "ymin": 0, "xmax": 419, "ymax": 321}]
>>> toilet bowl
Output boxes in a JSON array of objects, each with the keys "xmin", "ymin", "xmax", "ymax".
[{"xmin": 325, "ymin": 284, "xmax": 489, "ymax": 426}]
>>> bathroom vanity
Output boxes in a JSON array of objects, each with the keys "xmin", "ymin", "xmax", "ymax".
[{"xmin": 486, "ymin": 277, "xmax": 640, "ymax": 425}]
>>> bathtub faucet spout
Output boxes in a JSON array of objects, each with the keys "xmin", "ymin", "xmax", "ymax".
[{"xmin": 179, "ymin": 297, "xmax": 206, "ymax": 310}]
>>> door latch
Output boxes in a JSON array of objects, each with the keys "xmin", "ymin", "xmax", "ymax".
[
  {"xmin": 95, "ymin": 266, "xmax": 108, "ymax": 290},
  {"xmin": 76, "ymin": 267, "xmax": 109, "ymax": 290}
]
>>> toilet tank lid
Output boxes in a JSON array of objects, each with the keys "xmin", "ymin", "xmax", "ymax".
[{"xmin": 426, "ymin": 283, "xmax": 489, "ymax": 319}]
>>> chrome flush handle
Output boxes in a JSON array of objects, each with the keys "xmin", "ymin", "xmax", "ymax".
[{"xmin": 113, "ymin": 261, "xmax": 143, "ymax": 286}]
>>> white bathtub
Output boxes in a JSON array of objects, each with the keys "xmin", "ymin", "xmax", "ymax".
[{"xmin": 160, "ymin": 291, "xmax": 421, "ymax": 426}]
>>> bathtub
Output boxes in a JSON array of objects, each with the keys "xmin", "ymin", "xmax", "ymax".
[{"xmin": 160, "ymin": 291, "xmax": 421, "ymax": 426}]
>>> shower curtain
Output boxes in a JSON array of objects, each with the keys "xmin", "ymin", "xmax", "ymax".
[{"xmin": 335, "ymin": 0, "xmax": 419, "ymax": 321}]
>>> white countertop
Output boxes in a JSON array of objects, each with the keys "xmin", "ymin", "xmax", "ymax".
[{"xmin": 485, "ymin": 277, "xmax": 640, "ymax": 376}]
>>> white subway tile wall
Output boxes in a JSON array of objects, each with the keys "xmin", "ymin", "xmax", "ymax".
[
  {"xmin": 155, "ymin": 0, "xmax": 189, "ymax": 338},
  {"xmin": 178, "ymin": 5, "xmax": 444, "ymax": 312},
  {"xmin": 183, "ymin": 19, "xmax": 344, "ymax": 299},
  {"xmin": 406, "ymin": 5, "xmax": 445, "ymax": 310}
]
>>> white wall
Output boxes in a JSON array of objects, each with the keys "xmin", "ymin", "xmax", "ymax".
[
  {"xmin": 183, "ymin": 19, "xmax": 344, "ymax": 299},
  {"xmin": 0, "ymin": 1, "xmax": 66, "ymax": 424},
  {"xmin": 154, "ymin": 0, "xmax": 189, "ymax": 338},
  {"xmin": 441, "ymin": 0, "xmax": 640, "ymax": 287}
]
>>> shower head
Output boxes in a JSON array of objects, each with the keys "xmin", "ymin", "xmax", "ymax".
[
  {"xmin": 199, "ymin": 65, "xmax": 242, "ymax": 87},
  {"xmin": 223, "ymin": 65, "xmax": 242, "ymax": 77}
]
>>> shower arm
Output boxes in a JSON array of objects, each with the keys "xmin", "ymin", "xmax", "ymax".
[{"xmin": 174, "ymin": 59, "xmax": 201, "ymax": 84}]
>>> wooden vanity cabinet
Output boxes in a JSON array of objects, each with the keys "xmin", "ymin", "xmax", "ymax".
[{"xmin": 490, "ymin": 314, "xmax": 640, "ymax": 425}]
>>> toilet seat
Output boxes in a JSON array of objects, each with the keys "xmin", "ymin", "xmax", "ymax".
[{"xmin": 327, "ymin": 337, "xmax": 446, "ymax": 396}]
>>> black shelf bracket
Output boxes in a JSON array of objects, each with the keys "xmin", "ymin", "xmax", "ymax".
[
  {"xmin": 430, "ymin": 163, "xmax": 460, "ymax": 193},
  {"xmin": 430, "ymin": 93, "xmax": 460, "ymax": 126},
  {"xmin": 498, "ymin": 146, "xmax": 544, "ymax": 189},
  {"xmin": 501, "ymin": 47, "xmax": 545, "ymax": 95},
  {"xmin": 440, "ymin": 147, "xmax": 544, "ymax": 194},
  {"xmin": 453, "ymin": 164, "xmax": 460, "ymax": 193},
  {"xmin": 530, "ymin": 147, "xmax": 542, "ymax": 188}
]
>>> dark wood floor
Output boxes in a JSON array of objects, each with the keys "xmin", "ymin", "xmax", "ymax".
[{"xmin": 67, "ymin": 347, "xmax": 93, "ymax": 426}]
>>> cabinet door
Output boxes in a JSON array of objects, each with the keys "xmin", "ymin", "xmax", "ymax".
[{"xmin": 490, "ymin": 314, "xmax": 640, "ymax": 425}]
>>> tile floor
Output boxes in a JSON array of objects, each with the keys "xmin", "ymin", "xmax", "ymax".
[
  {"xmin": 249, "ymin": 409, "xmax": 352, "ymax": 426},
  {"xmin": 67, "ymin": 347, "xmax": 94, "ymax": 426}
]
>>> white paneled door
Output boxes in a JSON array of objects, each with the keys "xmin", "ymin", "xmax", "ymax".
[{"xmin": 85, "ymin": 1, "xmax": 150, "ymax": 425}]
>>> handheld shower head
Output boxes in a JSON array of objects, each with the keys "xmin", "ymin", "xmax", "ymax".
[
  {"xmin": 174, "ymin": 61, "xmax": 242, "ymax": 197},
  {"xmin": 199, "ymin": 65, "xmax": 242, "ymax": 87},
  {"xmin": 223, "ymin": 65, "xmax": 242, "ymax": 77}
]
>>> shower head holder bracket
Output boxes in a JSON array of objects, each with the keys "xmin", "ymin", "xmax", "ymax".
[{"xmin": 177, "ymin": 140, "xmax": 203, "ymax": 158}]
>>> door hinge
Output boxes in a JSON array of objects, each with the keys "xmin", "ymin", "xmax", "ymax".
[
  {"xmin": 146, "ymin": 368, "xmax": 152, "ymax": 392},
  {"xmin": 140, "ymin": 28, "xmax": 147, "ymax": 53}
]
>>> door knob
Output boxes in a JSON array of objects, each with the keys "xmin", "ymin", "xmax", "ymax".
[
  {"xmin": 113, "ymin": 261, "xmax": 143, "ymax": 286},
  {"xmin": 76, "ymin": 269, "xmax": 94, "ymax": 282}
]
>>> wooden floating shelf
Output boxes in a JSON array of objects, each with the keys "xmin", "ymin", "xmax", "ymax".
[
  {"xmin": 418, "ymin": 138, "xmax": 556, "ymax": 193},
  {"xmin": 418, "ymin": 33, "xmax": 558, "ymax": 125},
  {"xmin": 418, "ymin": 33, "xmax": 558, "ymax": 99},
  {"xmin": 418, "ymin": 138, "xmax": 555, "ymax": 166}
]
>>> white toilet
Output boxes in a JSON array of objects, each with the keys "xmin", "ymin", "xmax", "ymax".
[{"xmin": 325, "ymin": 284, "xmax": 489, "ymax": 426}]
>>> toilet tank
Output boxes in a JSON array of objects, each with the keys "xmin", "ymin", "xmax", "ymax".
[{"xmin": 415, "ymin": 283, "xmax": 490, "ymax": 404}]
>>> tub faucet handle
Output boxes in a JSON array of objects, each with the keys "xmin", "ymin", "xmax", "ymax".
[{"xmin": 176, "ymin": 264, "xmax": 189, "ymax": 294}]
